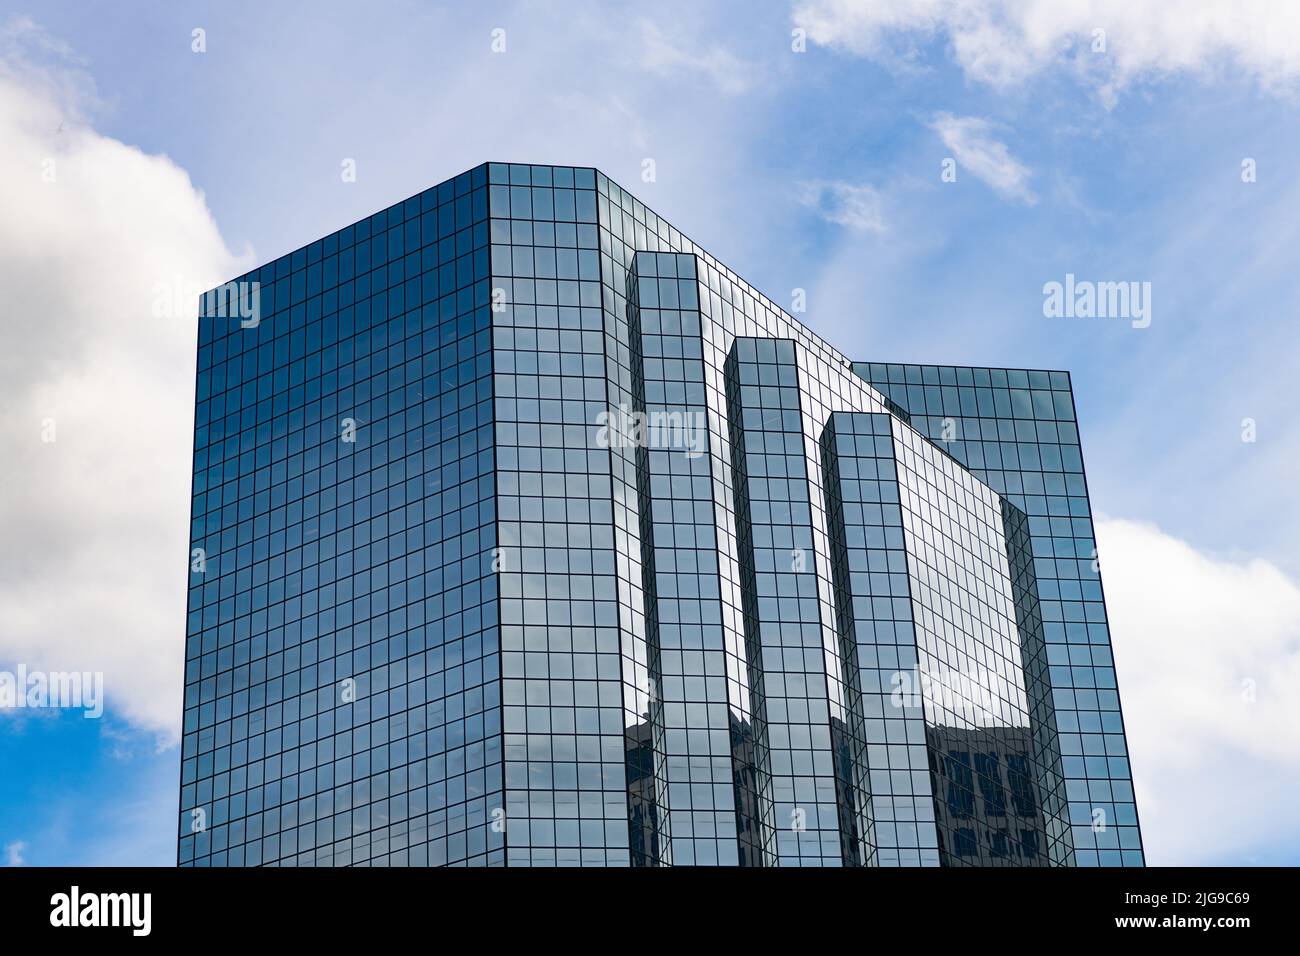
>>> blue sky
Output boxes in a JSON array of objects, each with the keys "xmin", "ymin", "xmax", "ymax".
[{"xmin": 2, "ymin": 0, "xmax": 1298, "ymax": 866}]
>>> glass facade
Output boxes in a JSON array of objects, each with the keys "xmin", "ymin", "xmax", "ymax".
[
  {"xmin": 822, "ymin": 412, "xmax": 1072, "ymax": 866},
  {"xmin": 727, "ymin": 337, "xmax": 846, "ymax": 865},
  {"xmin": 179, "ymin": 162, "xmax": 1142, "ymax": 867},
  {"xmin": 182, "ymin": 166, "xmax": 499, "ymax": 867},
  {"xmin": 851, "ymin": 364, "xmax": 1143, "ymax": 866}
]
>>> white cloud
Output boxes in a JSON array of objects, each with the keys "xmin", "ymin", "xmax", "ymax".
[
  {"xmin": 797, "ymin": 179, "xmax": 887, "ymax": 232},
  {"xmin": 3, "ymin": 841, "xmax": 25, "ymax": 866},
  {"xmin": 0, "ymin": 24, "xmax": 244, "ymax": 742},
  {"xmin": 930, "ymin": 112, "xmax": 1035, "ymax": 203},
  {"xmin": 1098, "ymin": 516, "xmax": 1300, "ymax": 864},
  {"xmin": 794, "ymin": 0, "xmax": 1300, "ymax": 101},
  {"xmin": 638, "ymin": 19, "xmax": 756, "ymax": 96}
]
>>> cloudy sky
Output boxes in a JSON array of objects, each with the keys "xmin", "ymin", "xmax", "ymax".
[{"xmin": 1, "ymin": 0, "xmax": 1298, "ymax": 867}]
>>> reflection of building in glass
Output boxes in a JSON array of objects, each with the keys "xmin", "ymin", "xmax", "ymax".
[
  {"xmin": 178, "ymin": 163, "xmax": 1143, "ymax": 867},
  {"xmin": 927, "ymin": 725, "xmax": 1050, "ymax": 866}
]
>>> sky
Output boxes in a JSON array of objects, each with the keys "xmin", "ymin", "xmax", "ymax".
[{"xmin": 1, "ymin": 0, "xmax": 1298, "ymax": 867}]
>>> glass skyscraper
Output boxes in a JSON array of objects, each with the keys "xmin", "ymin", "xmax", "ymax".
[{"xmin": 179, "ymin": 162, "xmax": 1143, "ymax": 867}]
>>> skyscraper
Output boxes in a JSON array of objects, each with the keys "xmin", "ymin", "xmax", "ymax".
[{"xmin": 179, "ymin": 162, "xmax": 1143, "ymax": 868}]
